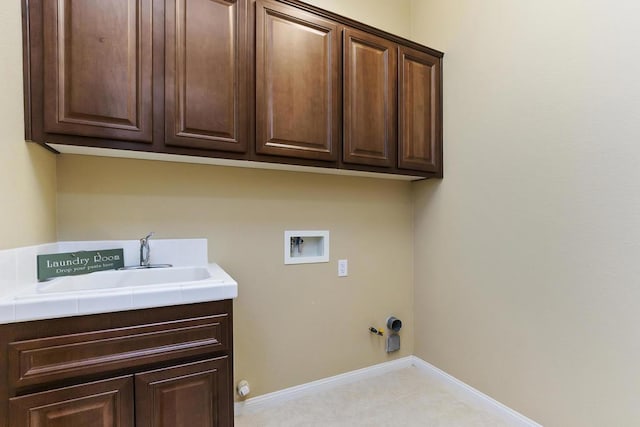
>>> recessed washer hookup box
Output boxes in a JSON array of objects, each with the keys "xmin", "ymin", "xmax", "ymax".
[{"xmin": 37, "ymin": 249, "xmax": 125, "ymax": 281}]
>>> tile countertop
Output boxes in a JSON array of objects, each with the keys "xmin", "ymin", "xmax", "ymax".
[{"xmin": 0, "ymin": 239, "xmax": 238, "ymax": 324}]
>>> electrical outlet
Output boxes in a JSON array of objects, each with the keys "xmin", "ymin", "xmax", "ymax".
[{"xmin": 338, "ymin": 259, "xmax": 348, "ymax": 277}]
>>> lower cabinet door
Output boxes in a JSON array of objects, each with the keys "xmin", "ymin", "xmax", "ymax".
[
  {"xmin": 135, "ymin": 357, "xmax": 231, "ymax": 427},
  {"xmin": 9, "ymin": 376, "xmax": 134, "ymax": 427}
]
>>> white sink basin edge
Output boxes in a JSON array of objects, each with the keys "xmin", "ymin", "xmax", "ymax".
[
  {"xmin": 0, "ymin": 263, "xmax": 237, "ymax": 324},
  {"xmin": 0, "ymin": 239, "xmax": 237, "ymax": 324},
  {"xmin": 35, "ymin": 265, "xmax": 216, "ymax": 294},
  {"xmin": 9, "ymin": 263, "xmax": 237, "ymax": 306}
]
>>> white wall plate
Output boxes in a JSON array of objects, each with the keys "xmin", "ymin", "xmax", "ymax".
[{"xmin": 284, "ymin": 230, "xmax": 329, "ymax": 265}]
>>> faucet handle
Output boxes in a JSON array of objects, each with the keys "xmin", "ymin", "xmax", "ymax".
[{"xmin": 140, "ymin": 232, "xmax": 154, "ymax": 267}]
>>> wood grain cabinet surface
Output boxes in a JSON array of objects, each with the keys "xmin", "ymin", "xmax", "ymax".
[
  {"xmin": 25, "ymin": 0, "xmax": 250, "ymax": 158},
  {"xmin": 42, "ymin": 0, "xmax": 154, "ymax": 143},
  {"xmin": 398, "ymin": 45, "xmax": 442, "ymax": 175},
  {"xmin": 135, "ymin": 358, "xmax": 231, "ymax": 427},
  {"xmin": 342, "ymin": 27, "xmax": 397, "ymax": 168},
  {"xmin": 0, "ymin": 301, "xmax": 234, "ymax": 427},
  {"xmin": 9, "ymin": 376, "xmax": 135, "ymax": 427},
  {"xmin": 255, "ymin": 0, "xmax": 340, "ymax": 162},
  {"xmin": 165, "ymin": 0, "xmax": 248, "ymax": 152},
  {"xmin": 23, "ymin": 0, "xmax": 443, "ymax": 178}
]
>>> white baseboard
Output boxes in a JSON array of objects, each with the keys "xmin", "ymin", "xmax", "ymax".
[
  {"xmin": 410, "ymin": 356, "xmax": 542, "ymax": 427},
  {"xmin": 235, "ymin": 355, "xmax": 542, "ymax": 427},
  {"xmin": 234, "ymin": 356, "xmax": 413, "ymax": 416}
]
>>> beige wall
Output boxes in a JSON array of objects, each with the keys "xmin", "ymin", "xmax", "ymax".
[
  {"xmin": 411, "ymin": 1, "xmax": 640, "ymax": 426},
  {"xmin": 57, "ymin": 156, "xmax": 414, "ymax": 397},
  {"xmin": 54, "ymin": 0, "xmax": 415, "ymax": 399},
  {"xmin": 304, "ymin": 0, "xmax": 411, "ymax": 38},
  {"xmin": 9, "ymin": 0, "xmax": 640, "ymax": 422},
  {"xmin": 0, "ymin": 1, "xmax": 56, "ymax": 249}
]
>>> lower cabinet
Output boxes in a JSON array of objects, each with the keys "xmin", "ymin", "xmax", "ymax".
[
  {"xmin": 9, "ymin": 376, "xmax": 135, "ymax": 427},
  {"xmin": 136, "ymin": 358, "xmax": 230, "ymax": 427},
  {"xmin": 0, "ymin": 301, "xmax": 234, "ymax": 427},
  {"xmin": 9, "ymin": 358, "xmax": 230, "ymax": 427}
]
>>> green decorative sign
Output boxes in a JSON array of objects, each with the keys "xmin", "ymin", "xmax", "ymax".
[{"xmin": 37, "ymin": 249, "xmax": 125, "ymax": 281}]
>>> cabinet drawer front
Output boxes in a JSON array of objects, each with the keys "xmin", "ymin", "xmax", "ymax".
[
  {"xmin": 8, "ymin": 313, "xmax": 229, "ymax": 390},
  {"xmin": 9, "ymin": 376, "xmax": 134, "ymax": 427}
]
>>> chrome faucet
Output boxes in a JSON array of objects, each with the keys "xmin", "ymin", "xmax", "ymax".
[
  {"xmin": 117, "ymin": 232, "xmax": 171, "ymax": 270},
  {"xmin": 140, "ymin": 232, "xmax": 154, "ymax": 267}
]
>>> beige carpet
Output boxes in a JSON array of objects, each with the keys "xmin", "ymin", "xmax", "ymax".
[{"xmin": 235, "ymin": 366, "xmax": 518, "ymax": 426}]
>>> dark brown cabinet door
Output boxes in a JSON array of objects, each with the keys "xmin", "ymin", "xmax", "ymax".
[
  {"xmin": 9, "ymin": 376, "xmax": 134, "ymax": 427},
  {"xmin": 398, "ymin": 45, "xmax": 442, "ymax": 174},
  {"xmin": 135, "ymin": 357, "xmax": 231, "ymax": 427},
  {"xmin": 24, "ymin": 0, "xmax": 443, "ymax": 178},
  {"xmin": 256, "ymin": 0, "xmax": 340, "ymax": 161},
  {"xmin": 165, "ymin": 0, "xmax": 248, "ymax": 152},
  {"xmin": 42, "ymin": 0, "xmax": 153, "ymax": 142},
  {"xmin": 343, "ymin": 28, "xmax": 397, "ymax": 168}
]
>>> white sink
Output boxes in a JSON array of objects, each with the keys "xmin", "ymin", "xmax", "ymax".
[
  {"xmin": 0, "ymin": 238, "xmax": 238, "ymax": 324},
  {"xmin": 35, "ymin": 266, "xmax": 218, "ymax": 294},
  {"xmin": 6, "ymin": 263, "xmax": 237, "ymax": 323}
]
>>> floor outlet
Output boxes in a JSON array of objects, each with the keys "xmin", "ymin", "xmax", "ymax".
[{"xmin": 338, "ymin": 259, "xmax": 348, "ymax": 277}]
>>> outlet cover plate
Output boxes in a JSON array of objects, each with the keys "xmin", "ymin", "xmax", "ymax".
[{"xmin": 338, "ymin": 259, "xmax": 348, "ymax": 277}]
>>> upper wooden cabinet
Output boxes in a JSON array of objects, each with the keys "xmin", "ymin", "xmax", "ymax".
[
  {"xmin": 23, "ymin": 0, "xmax": 443, "ymax": 178},
  {"xmin": 399, "ymin": 45, "xmax": 442, "ymax": 175},
  {"xmin": 252, "ymin": 1, "xmax": 442, "ymax": 176},
  {"xmin": 165, "ymin": 0, "xmax": 248, "ymax": 152},
  {"xmin": 255, "ymin": 0, "xmax": 340, "ymax": 161},
  {"xmin": 26, "ymin": 0, "xmax": 249, "ymax": 155},
  {"xmin": 42, "ymin": 0, "xmax": 153, "ymax": 142},
  {"xmin": 343, "ymin": 27, "xmax": 397, "ymax": 168}
]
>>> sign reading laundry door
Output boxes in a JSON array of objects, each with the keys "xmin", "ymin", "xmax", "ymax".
[{"xmin": 37, "ymin": 249, "xmax": 124, "ymax": 281}]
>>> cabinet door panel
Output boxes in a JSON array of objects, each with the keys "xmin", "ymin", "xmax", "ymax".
[
  {"xmin": 43, "ymin": 0, "xmax": 153, "ymax": 142},
  {"xmin": 9, "ymin": 376, "xmax": 134, "ymax": 427},
  {"xmin": 343, "ymin": 28, "xmax": 397, "ymax": 167},
  {"xmin": 398, "ymin": 45, "xmax": 442, "ymax": 173},
  {"xmin": 256, "ymin": 0, "xmax": 340, "ymax": 161},
  {"xmin": 135, "ymin": 357, "xmax": 231, "ymax": 427},
  {"xmin": 165, "ymin": 0, "xmax": 248, "ymax": 152}
]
